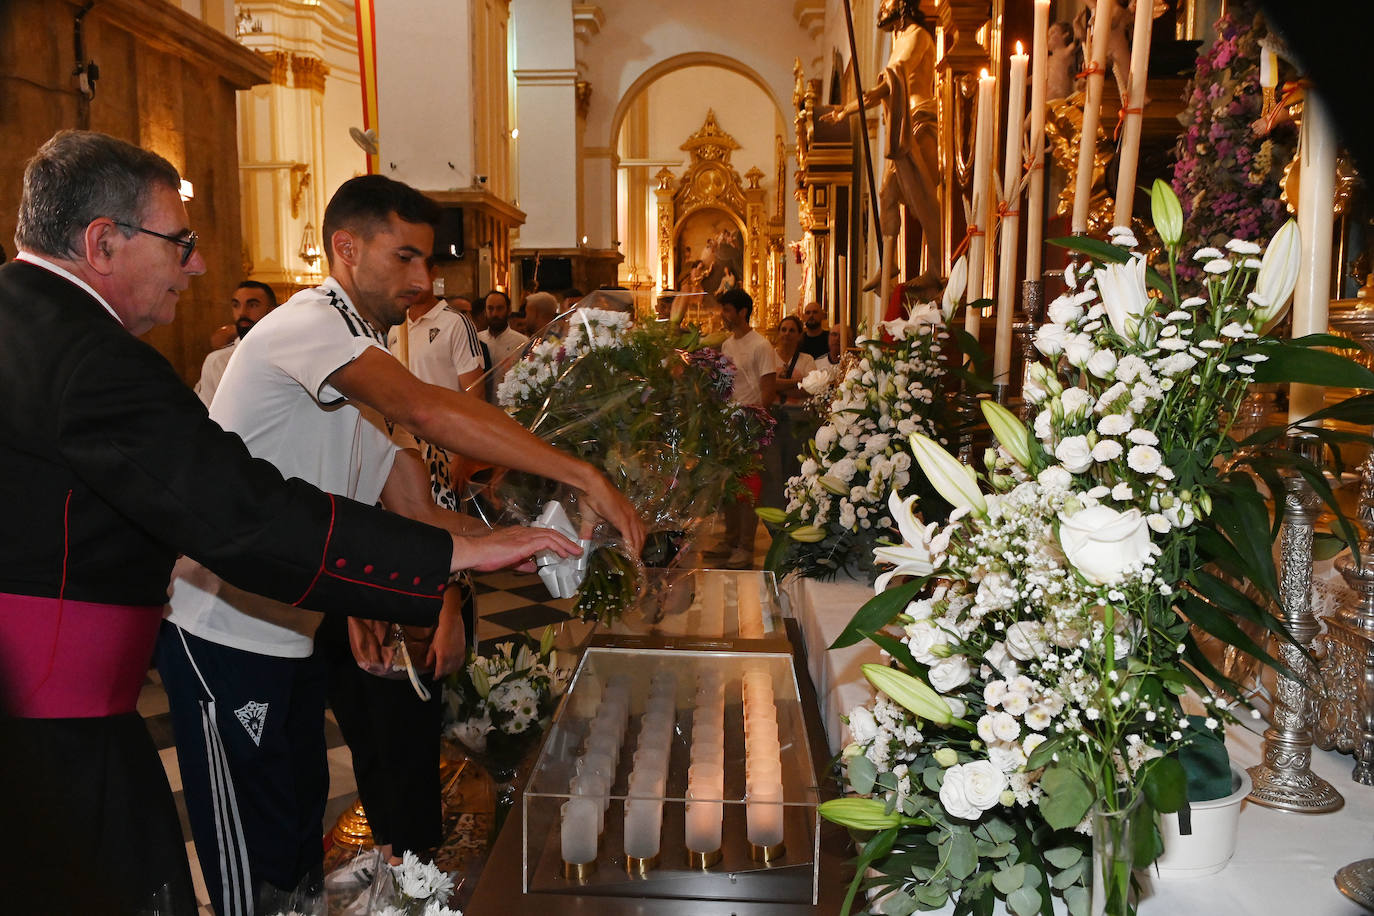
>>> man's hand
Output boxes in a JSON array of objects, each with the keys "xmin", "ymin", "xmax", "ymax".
[
  {"xmin": 576, "ymin": 470, "xmax": 646, "ymax": 558},
  {"xmin": 348, "ymin": 617, "xmax": 392, "ymax": 676},
  {"xmin": 425, "ymin": 589, "xmax": 468, "ymax": 678},
  {"xmin": 450, "ymin": 524, "xmax": 582, "ymax": 574}
]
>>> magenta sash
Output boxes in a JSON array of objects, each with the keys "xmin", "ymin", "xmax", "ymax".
[{"xmin": 0, "ymin": 591, "xmax": 163, "ymax": 718}]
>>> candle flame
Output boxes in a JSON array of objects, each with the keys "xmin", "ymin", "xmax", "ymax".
[
  {"xmin": 1016, "ymin": 41, "xmax": 1025, "ymax": 56},
  {"xmin": 980, "ymin": 68, "xmax": 989, "ymax": 79}
]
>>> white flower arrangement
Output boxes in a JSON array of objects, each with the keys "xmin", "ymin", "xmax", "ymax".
[
  {"xmin": 442, "ymin": 628, "xmax": 570, "ymax": 755},
  {"xmin": 820, "ymin": 181, "xmax": 1374, "ymax": 916},
  {"xmin": 759, "ymin": 262, "xmax": 974, "ymax": 580}
]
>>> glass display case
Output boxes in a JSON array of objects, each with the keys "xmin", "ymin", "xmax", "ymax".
[
  {"xmin": 520, "ymin": 647, "xmax": 820, "ymax": 904},
  {"xmin": 593, "ymin": 568, "xmax": 788, "ymax": 649}
]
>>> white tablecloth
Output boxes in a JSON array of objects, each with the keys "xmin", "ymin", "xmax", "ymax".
[{"xmin": 783, "ymin": 573, "xmax": 1374, "ymax": 915}]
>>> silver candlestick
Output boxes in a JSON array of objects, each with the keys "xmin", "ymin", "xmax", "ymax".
[
  {"xmin": 1012, "ymin": 279, "xmax": 1045, "ymax": 422},
  {"xmin": 1248, "ymin": 440, "xmax": 1345, "ymax": 812}
]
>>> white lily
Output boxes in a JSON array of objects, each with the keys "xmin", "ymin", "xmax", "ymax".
[
  {"xmin": 873, "ymin": 491, "xmax": 940, "ymax": 592},
  {"xmin": 909, "ymin": 432, "xmax": 987, "ymax": 516},
  {"xmin": 941, "ymin": 256, "xmax": 969, "ymax": 323},
  {"xmin": 1095, "ymin": 255, "xmax": 1151, "ymax": 339},
  {"xmin": 1252, "ymin": 219, "xmax": 1300, "ymax": 329}
]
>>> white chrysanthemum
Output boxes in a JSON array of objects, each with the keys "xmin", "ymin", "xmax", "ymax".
[
  {"xmin": 1193, "ymin": 247, "xmax": 1224, "ymax": 261},
  {"xmin": 1127, "ymin": 444, "xmax": 1163, "ymax": 474},
  {"xmin": 1126, "ymin": 428, "xmax": 1158, "ymax": 446},
  {"xmin": 1203, "ymin": 258, "xmax": 1233, "ymax": 275},
  {"xmin": 1097, "ymin": 414, "xmax": 1132, "ymax": 436},
  {"xmin": 1092, "ymin": 440, "xmax": 1123, "ymax": 462},
  {"xmin": 1226, "ymin": 238, "xmax": 1262, "ymax": 255}
]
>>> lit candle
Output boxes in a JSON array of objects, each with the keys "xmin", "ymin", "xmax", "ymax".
[
  {"xmin": 1025, "ymin": 0, "xmax": 1051, "ymax": 284},
  {"xmin": 994, "ymin": 43, "xmax": 1030, "ymax": 383},
  {"xmin": 736, "ymin": 573, "xmax": 764, "ymax": 638},
  {"xmin": 746, "ymin": 782, "xmax": 785, "ymax": 848},
  {"xmin": 966, "ymin": 68, "xmax": 997, "ymax": 336},
  {"xmin": 561, "ymin": 798, "xmax": 599, "ymax": 865},
  {"xmin": 1072, "ymin": 0, "xmax": 1114, "ymax": 233},
  {"xmin": 1260, "ymin": 47, "xmax": 1277, "ymax": 90},
  {"xmin": 1290, "ymin": 92, "xmax": 1337, "ymax": 426},
  {"xmin": 1112, "ymin": 0, "xmax": 1155, "ymax": 227},
  {"xmin": 685, "ymin": 794, "xmax": 723, "ymax": 854},
  {"xmin": 623, "ymin": 800, "xmax": 662, "ymax": 860}
]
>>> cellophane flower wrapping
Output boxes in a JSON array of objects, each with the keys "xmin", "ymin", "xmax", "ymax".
[
  {"xmin": 821, "ymin": 184, "xmax": 1374, "ymax": 916},
  {"xmin": 493, "ymin": 307, "xmax": 770, "ymax": 624}
]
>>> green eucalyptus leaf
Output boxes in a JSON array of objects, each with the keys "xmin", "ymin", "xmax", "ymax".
[
  {"xmin": 948, "ymin": 830, "xmax": 979, "ymax": 880},
  {"xmin": 1044, "ymin": 846, "xmax": 1084, "ymax": 870},
  {"xmin": 1038, "ymin": 768, "xmax": 1094, "ymax": 831},
  {"xmin": 847, "ymin": 754, "xmax": 877, "ymax": 796},
  {"xmin": 1007, "ymin": 885, "xmax": 1043, "ymax": 916},
  {"xmin": 1024, "ymin": 733, "xmax": 1068, "ymax": 771},
  {"xmin": 881, "ymin": 890, "xmax": 920, "ymax": 916},
  {"xmin": 991, "ymin": 863, "xmax": 1026, "ymax": 895},
  {"xmin": 1051, "ymin": 859, "xmax": 1087, "ymax": 890}
]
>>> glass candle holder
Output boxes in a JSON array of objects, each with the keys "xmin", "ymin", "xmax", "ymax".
[
  {"xmin": 746, "ymin": 782, "xmax": 785, "ymax": 848},
  {"xmin": 561, "ymin": 798, "xmax": 599, "ymax": 865}
]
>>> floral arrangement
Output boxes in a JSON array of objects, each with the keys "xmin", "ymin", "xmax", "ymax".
[
  {"xmin": 496, "ymin": 308, "xmax": 771, "ymax": 623},
  {"xmin": 1171, "ymin": 0, "xmax": 1295, "ymax": 272},
  {"xmin": 819, "ymin": 182, "xmax": 1374, "ymax": 916},
  {"xmin": 442, "ymin": 628, "xmax": 570, "ymax": 757},
  {"xmin": 759, "ymin": 260, "xmax": 977, "ymax": 580},
  {"xmin": 369, "ymin": 852, "xmax": 461, "ymax": 916}
]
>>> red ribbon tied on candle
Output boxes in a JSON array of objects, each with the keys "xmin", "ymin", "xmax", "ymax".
[
  {"xmin": 1114, "ymin": 106, "xmax": 1143, "ymax": 142},
  {"xmin": 1076, "ymin": 61, "xmax": 1103, "ymax": 80},
  {"xmin": 951, "ymin": 224, "xmax": 984, "ymax": 262}
]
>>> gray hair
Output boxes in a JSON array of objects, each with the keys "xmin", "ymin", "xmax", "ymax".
[{"xmin": 16, "ymin": 130, "xmax": 181, "ymax": 259}]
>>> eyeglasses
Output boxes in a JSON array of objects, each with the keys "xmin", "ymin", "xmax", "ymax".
[{"xmin": 114, "ymin": 221, "xmax": 198, "ymax": 267}]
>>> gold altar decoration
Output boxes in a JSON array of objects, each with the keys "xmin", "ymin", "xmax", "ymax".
[
  {"xmin": 1046, "ymin": 92, "xmax": 1114, "ymax": 237},
  {"xmin": 655, "ymin": 111, "xmax": 785, "ymax": 330}
]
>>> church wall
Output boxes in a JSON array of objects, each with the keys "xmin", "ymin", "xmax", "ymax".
[
  {"xmin": 510, "ymin": 0, "xmax": 579, "ymax": 249},
  {"xmin": 0, "ymin": 0, "xmax": 269, "ymax": 384}
]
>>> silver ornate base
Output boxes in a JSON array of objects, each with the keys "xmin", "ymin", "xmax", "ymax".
[
  {"xmin": 1335, "ymin": 858, "xmax": 1374, "ymax": 910},
  {"xmin": 1247, "ymin": 753, "xmax": 1344, "ymax": 813}
]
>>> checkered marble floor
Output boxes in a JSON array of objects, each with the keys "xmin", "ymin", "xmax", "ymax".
[{"xmin": 142, "ymin": 516, "xmax": 772, "ymax": 914}]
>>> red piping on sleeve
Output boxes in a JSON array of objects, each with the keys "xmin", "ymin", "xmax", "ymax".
[{"xmin": 292, "ymin": 492, "xmax": 337, "ymax": 607}]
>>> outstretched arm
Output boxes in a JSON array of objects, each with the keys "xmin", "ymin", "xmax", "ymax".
[{"xmin": 331, "ymin": 348, "xmax": 645, "ymax": 557}]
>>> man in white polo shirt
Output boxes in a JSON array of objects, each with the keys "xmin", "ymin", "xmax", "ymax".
[{"xmin": 159, "ymin": 175, "xmax": 640, "ymax": 915}]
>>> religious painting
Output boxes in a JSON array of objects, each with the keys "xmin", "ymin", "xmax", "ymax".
[{"xmin": 675, "ymin": 208, "xmax": 745, "ymax": 305}]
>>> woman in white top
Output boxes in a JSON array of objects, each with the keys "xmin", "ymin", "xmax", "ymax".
[{"xmin": 773, "ymin": 315, "xmax": 816, "ymax": 405}]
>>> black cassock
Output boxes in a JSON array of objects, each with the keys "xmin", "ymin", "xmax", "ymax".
[{"xmin": 0, "ymin": 260, "xmax": 453, "ymax": 914}]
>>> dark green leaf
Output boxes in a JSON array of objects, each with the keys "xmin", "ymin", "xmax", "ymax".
[
  {"xmin": 1142, "ymin": 755, "xmax": 1187, "ymax": 813},
  {"xmin": 1314, "ymin": 533, "xmax": 1347, "ymax": 561},
  {"xmin": 1188, "ymin": 571, "xmax": 1294, "ymax": 647},
  {"xmin": 1247, "ymin": 345, "xmax": 1374, "ymax": 388},
  {"xmin": 1025, "ymin": 733, "xmax": 1068, "ymax": 771},
  {"xmin": 1178, "ymin": 592, "xmax": 1295, "ymax": 680},
  {"xmin": 1130, "ymin": 798, "xmax": 1164, "ymax": 867},
  {"xmin": 870, "ymin": 630, "xmax": 928, "ymax": 679},
  {"xmin": 1289, "ymin": 332, "xmax": 1366, "ymax": 350},
  {"xmin": 831, "ymin": 579, "xmax": 924, "ymax": 649}
]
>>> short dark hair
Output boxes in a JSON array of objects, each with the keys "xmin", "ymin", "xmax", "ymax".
[
  {"xmin": 485, "ymin": 289, "xmax": 511, "ymax": 310},
  {"xmin": 235, "ymin": 280, "xmax": 277, "ymax": 309},
  {"xmin": 17, "ymin": 130, "xmax": 181, "ymax": 260},
  {"xmin": 321, "ymin": 175, "xmax": 442, "ymax": 267},
  {"xmin": 718, "ymin": 287, "xmax": 753, "ymax": 320},
  {"xmin": 777, "ymin": 315, "xmax": 803, "ymax": 334}
]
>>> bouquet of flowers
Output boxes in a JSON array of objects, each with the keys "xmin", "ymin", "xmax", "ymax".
[
  {"xmin": 442, "ymin": 628, "xmax": 570, "ymax": 759},
  {"xmin": 820, "ymin": 181, "xmax": 1374, "ymax": 916},
  {"xmin": 496, "ymin": 308, "xmax": 771, "ymax": 623},
  {"xmin": 759, "ymin": 259, "xmax": 978, "ymax": 580},
  {"xmin": 365, "ymin": 852, "xmax": 461, "ymax": 916},
  {"xmin": 1171, "ymin": 1, "xmax": 1294, "ymax": 272}
]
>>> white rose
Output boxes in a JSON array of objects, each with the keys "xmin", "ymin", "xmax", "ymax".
[
  {"xmin": 904, "ymin": 620, "xmax": 949, "ymax": 665},
  {"xmin": 1055, "ymin": 436, "xmax": 1093, "ymax": 474},
  {"xmin": 1004, "ymin": 621, "xmax": 1048, "ymax": 661},
  {"xmin": 984, "ymin": 641, "xmax": 1019, "ymax": 678},
  {"xmin": 1046, "ymin": 295, "xmax": 1083, "ymax": 325},
  {"xmin": 1058, "ymin": 504, "xmax": 1156, "ymax": 585},
  {"xmin": 940, "ymin": 761, "xmax": 1008, "ymax": 820},
  {"xmin": 1035, "ymin": 323, "xmax": 1068, "ymax": 357},
  {"xmin": 1059, "ymin": 388, "xmax": 1094, "ymax": 419},
  {"xmin": 1063, "ymin": 333, "xmax": 1096, "ymax": 368},
  {"xmin": 929, "ymin": 655, "xmax": 972, "ymax": 693},
  {"xmin": 1086, "ymin": 349, "xmax": 1118, "ymax": 379},
  {"xmin": 847, "ymin": 705, "xmax": 879, "ymax": 745}
]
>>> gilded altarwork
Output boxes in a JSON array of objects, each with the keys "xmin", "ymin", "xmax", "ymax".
[{"xmin": 655, "ymin": 111, "xmax": 784, "ymax": 330}]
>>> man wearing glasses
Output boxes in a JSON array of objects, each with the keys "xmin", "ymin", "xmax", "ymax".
[{"xmin": 0, "ymin": 130, "xmax": 579, "ymax": 914}]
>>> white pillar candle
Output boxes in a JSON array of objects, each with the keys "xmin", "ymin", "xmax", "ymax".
[
  {"xmin": 994, "ymin": 44, "xmax": 1030, "ymax": 382},
  {"xmin": 736, "ymin": 573, "xmax": 764, "ymax": 638},
  {"xmin": 966, "ymin": 69, "xmax": 998, "ymax": 336},
  {"xmin": 685, "ymin": 795, "xmax": 723, "ymax": 853},
  {"xmin": 1112, "ymin": 0, "xmax": 1155, "ymax": 227},
  {"xmin": 623, "ymin": 801, "xmax": 662, "ymax": 860},
  {"xmin": 1072, "ymin": 0, "xmax": 1114, "ymax": 233},
  {"xmin": 561, "ymin": 798, "xmax": 599, "ymax": 864},
  {"xmin": 746, "ymin": 782, "xmax": 785, "ymax": 848},
  {"xmin": 1290, "ymin": 91, "xmax": 1338, "ymax": 426},
  {"xmin": 1025, "ymin": 0, "xmax": 1052, "ymax": 284}
]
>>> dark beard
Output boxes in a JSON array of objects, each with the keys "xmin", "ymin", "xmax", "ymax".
[
  {"xmin": 235, "ymin": 319, "xmax": 255, "ymax": 340},
  {"xmin": 489, "ymin": 317, "xmax": 508, "ymax": 334}
]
